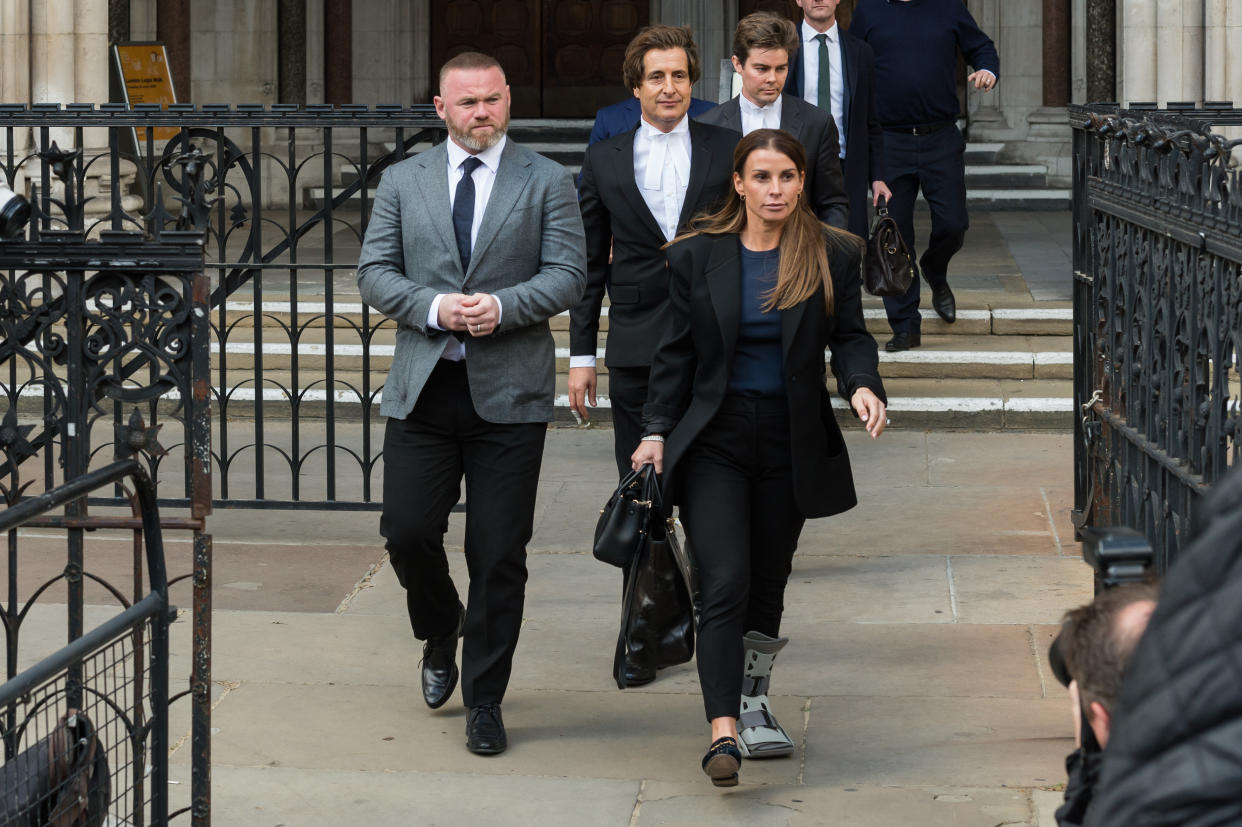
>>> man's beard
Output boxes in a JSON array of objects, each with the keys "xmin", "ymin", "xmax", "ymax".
[{"xmin": 448, "ymin": 117, "xmax": 508, "ymax": 152}]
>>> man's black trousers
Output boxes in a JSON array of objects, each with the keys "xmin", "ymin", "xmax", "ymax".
[
  {"xmin": 606, "ymin": 364, "xmax": 651, "ymax": 478},
  {"xmin": 880, "ymin": 125, "xmax": 970, "ymax": 335},
  {"xmin": 380, "ymin": 359, "xmax": 546, "ymax": 708}
]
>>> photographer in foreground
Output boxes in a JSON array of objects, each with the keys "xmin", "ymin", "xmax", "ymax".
[
  {"xmin": 1080, "ymin": 464, "xmax": 1242, "ymax": 826},
  {"xmin": 1052, "ymin": 582, "xmax": 1159, "ymax": 827}
]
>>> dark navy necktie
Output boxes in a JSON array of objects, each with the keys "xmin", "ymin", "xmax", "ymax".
[{"xmin": 453, "ymin": 156, "xmax": 484, "ymax": 273}]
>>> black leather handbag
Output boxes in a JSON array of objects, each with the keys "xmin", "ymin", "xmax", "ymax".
[
  {"xmin": 0, "ymin": 709, "xmax": 110, "ymax": 827},
  {"xmin": 864, "ymin": 195, "xmax": 914, "ymax": 297},
  {"xmin": 593, "ymin": 464, "xmax": 659, "ymax": 568},
  {"xmin": 612, "ymin": 514, "xmax": 697, "ymax": 689}
]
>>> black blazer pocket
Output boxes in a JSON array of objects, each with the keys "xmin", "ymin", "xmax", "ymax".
[{"xmin": 610, "ymin": 284, "xmax": 640, "ymax": 304}]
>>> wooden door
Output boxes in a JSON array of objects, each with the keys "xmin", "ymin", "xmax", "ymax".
[
  {"xmin": 432, "ymin": 0, "xmax": 648, "ymax": 117},
  {"xmin": 542, "ymin": 0, "xmax": 649, "ymax": 117},
  {"xmin": 432, "ymin": 0, "xmax": 542, "ymax": 117},
  {"xmin": 738, "ymin": 0, "xmax": 857, "ymax": 30}
]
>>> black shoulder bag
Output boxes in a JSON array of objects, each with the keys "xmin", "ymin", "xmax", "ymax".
[
  {"xmin": 864, "ymin": 195, "xmax": 914, "ymax": 297},
  {"xmin": 593, "ymin": 464, "xmax": 659, "ymax": 568}
]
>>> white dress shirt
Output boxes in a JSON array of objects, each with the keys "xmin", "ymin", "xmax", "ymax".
[
  {"xmin": 427, "ymin": 136, "xmax": 506, "ymax": 361},
  {"xmin": 738, "ymin": 93, "xmax": 783, "ymax": 135},
  {"xmin": 569, "ymin": 116, "xmax": 691, "ymax": 370},
  {"xmin": 800, "ymin": 20, "xmax": 846, "ymax": 160},
  {"xmin": 634, "ymin": 115, "xmax": 692, "ymax": 243}
]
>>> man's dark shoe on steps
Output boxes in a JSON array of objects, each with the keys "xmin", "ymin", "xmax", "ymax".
[
  {"xmin": 885, "ymin": 329, "xmax": 921, "ymax": 352},
  {"xmin": 420, "ymin": 603, "xmax": 465, "ymax": 709},
  {"xmin": 466, "ymin": 703, "xmax": 507, "ymax": 754},
  {"xmin": 931, "ymin": 283, "xmax": 956, "ymax": 323}
]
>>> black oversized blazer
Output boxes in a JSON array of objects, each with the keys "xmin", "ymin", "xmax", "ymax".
[
  {"xmin": 643, "ymin": 232, "xmax": 885, "ymax": 519},
  {"xmin": 570, "ymin": 120, "xmax": 738, "ymax": 368}
]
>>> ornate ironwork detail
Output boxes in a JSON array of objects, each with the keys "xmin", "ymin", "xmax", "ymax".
[{"xmin": 1071, "ymin": 103, "xmax": 1242, "ymax": 572}]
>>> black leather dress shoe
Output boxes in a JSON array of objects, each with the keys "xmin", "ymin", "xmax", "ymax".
[
  {"xmin": 420, "ymin": 603, "xmax": 464, "ymax": 709},
  {"xmin": 466, "ymin": 703, "xmax": 507, "ymax": 754},
  {"xmin": 622, "ymin": 657, "xmax": 657, "ymax": 687},
  {"xmin": 931, "ymin": 283, "xmax": 956, "ymax": 323},
  {"xmin": 885, "ymin": 330, "xmax": 921, "ymax": 352}
]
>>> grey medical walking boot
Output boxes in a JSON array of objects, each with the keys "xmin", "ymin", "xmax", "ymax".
[{"xmin": 737, "ymin": 630, "xmax": 795, "ymax": 758}]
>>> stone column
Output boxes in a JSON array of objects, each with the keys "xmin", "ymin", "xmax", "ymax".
[
  {"xmin": 1154, "ymin": 0, "xmax": 1201, "ymax": 104},
  {"xmin": 1203, "ymin": 0, "xmax": 1237, "ymax": 106},
  {"xmin": 1028, "ymin": 0, "xmax": 1073, "ymax": 184},
  {"xmin": 1120, "ymin": 0, "xmax": 1156, "ymax": 104},
  {"xmin": 964, "ymin": 0, "xmax": 1007, "ymax": 140},
  {"xmin": 1084, "ymin": 0, "xmax": 1115, "ymax": 102},
  {"xmin": 323, "ymin": 0, "xmax": 351, "ymax": 104},
  {"xmin": 1042, "ymin": 0, "xmax": 1070, "ymax": 106},
  {"xmin": 652, "ymin": 0, "xmax": 737, "ymax": 104},
  {"xmin": 278, "ymin": 0, "xmax": 307, "ymax": 103},
  {"xmin": 0, "ymin": 0, "xmax": 32, "ymax": 159},
  {"xmin": 109, "ymin": 0, "xmax": 129, "ymax": 44},
  {"xmin": 157, "ymin": 0, "xmax": 191, "ymax": 100}
]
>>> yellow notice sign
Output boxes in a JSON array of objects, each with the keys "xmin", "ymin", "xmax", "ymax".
[{"xmin": 114, "ymin": 43, "xmax": 179, "ymax": 144}]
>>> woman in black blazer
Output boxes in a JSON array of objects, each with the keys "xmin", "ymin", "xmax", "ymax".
[{"xmin": 631, "ymin": 129, "xmax": 887, "ymax": 787}]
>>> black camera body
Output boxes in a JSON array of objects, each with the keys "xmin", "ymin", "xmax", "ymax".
[{"xmin": 1048, "ymin": 526, "xmax": 1154, "ymax": 692}]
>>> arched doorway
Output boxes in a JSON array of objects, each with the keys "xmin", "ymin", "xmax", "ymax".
[{"xmin": 432, "ymin": 0, "xmax": 650, "ymax": 118}]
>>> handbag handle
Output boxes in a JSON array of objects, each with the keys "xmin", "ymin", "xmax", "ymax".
[{"xmin": 875, "ymin": 193, "xmax": 889, "ymax": 217}]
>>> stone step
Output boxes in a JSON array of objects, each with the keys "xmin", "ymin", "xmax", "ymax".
[
  {"xmin": 962, "ymin": 189, "xmax": 1072, "ymax": 211},
  {"xmin": 4, "ymin": 372, "xmax": 1071, "ymax": 430},
  {"xmin": 206, "ymin": 331, "xmax": 1072, "ymax": 380},
  {"xmin": 964, "ymin": 164, "xmax": 1048, "ymax": 189},
  {"xmin": 214, "ymin": 301, "xmax": 1074, "ymax": 337}
]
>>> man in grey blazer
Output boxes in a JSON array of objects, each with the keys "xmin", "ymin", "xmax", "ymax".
[
  {"xmin": 697, "ymin": 12, "xmax": 850, "ymax": 231},
  {"xmin": 357, "ymin": 52, "xmax": 586, "ymax": 755}
]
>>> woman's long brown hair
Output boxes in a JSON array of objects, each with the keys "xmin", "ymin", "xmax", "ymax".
[{"xmin": 668, "ymin": 128, "xmax": 861, "ymax": 315}]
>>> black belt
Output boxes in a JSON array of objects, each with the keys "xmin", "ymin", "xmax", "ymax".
[{"xmin": 883, "ymin": 121, "xmax": 954, "ymax": 136}]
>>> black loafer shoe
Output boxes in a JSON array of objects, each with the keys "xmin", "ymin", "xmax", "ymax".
[
  {"xmin": 466, "ymin": 703, "xmax": 507, "ymax": 755},
  {"xmin": 420, "ymin": 603, "xmax": 464, "ymax": 709},
  {"xmin": 622, "ymin": 656, "xmax": 657, "ymax": 687},
  {"xmin": 885, "ymin": 330, "xmax": 921, "ymax": 352},
  {"xmin": 702, "ymin": 736, "xmax": 741, "ymax": 787},
  {"xmin": 931, "ymin": 283, "xmax": 956, "ymax": 323}
]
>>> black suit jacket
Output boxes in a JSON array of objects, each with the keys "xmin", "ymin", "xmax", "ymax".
[
  {"xmin": 695, "ymin": 94, "xmax": 849, "ymax": 232},
  {"xmin": 644, "ymin": 233, "xmax": 885, "ymax": 518},
  {"xmin": 570, "ymin": 120, "xmax": 737, "ymax": 367},
  {"xmin": 787, "ymin": 30, "xmax": 886, "ymax": 237}
]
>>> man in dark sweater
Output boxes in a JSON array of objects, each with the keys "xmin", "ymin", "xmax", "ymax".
[{"xmin": 850, "ymin": 0, "xmax": 999, "ymax": 352}]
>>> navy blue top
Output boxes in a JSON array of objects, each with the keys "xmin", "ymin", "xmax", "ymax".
[
  {"xmin": 728, "ymin": 245, "xmax": 785, "ymax": 398},
  {"xmin": 850, "ymin": 0, "xmax": 1000, "ymax": 127}
]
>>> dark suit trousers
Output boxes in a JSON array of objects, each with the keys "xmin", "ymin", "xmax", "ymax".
[
  {"xmin": 880, "ymin": 126, "xmax": 969, "ymax": 334},
  {"xmin": 380, "ymin": 359, "xmax": 547, "ymax": 707},
  {"xmin": 678, "ymin": 396, "xmax": 807, "ymax": 722},
  {"xmin": 607, "ymin": 365, "xmax": 651, "ymax": 479}
]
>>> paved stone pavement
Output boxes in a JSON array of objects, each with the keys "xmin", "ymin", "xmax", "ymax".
[{"xmin": 75, "ymin": 427, "xmax": 1084, "ymax": 825}]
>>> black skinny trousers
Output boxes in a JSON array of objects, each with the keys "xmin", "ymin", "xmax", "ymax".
[{"xmin": 678, "ymin": 396, "xmax": 806, "ymax": 722}]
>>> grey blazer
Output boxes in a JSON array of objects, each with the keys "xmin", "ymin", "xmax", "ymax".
[
  {"xmin": 696, "ymin": 93, "xmax": 850, "ymax": 231},
  {"xmin": 357, "ymin": 139, "xmax": 587, "ymax": 424}
]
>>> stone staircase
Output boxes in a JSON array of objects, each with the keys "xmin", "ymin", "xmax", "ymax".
[
  {"xmin": 305, "ymin": 120, "xmax": 1071, "ymax": 212},
  {"xmin": 194, "ymin": 294, "xmax": 1073, "ymax": 430},
  {"xmin": 3, "ymin": 296, "xmax": 1073, "ymax": 430}
]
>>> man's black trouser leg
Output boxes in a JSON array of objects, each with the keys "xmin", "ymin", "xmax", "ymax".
[
  {"xmin": 917, "ymin": 126, "xmax": 969, "ymax": 286},
  {"xmin": 607, "ymin": 365, "xmax": 651, "ymax": 479},
  {"xmin": 381, "ymin": 359, "xmax": 546, "ymax": 707},
  {"xmin": 880, "ymin": 130, "xmax": 923, "ymax": 334}
]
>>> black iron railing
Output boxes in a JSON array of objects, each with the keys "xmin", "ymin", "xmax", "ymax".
[
  {"xmin": 1070, "ymin": 102, "xmax": 1242, "ymax": 573},
  {"xmin": 0, "ymin": 459, "xmax": 170, "ymax": 825},
  {"xmin": 0, "ymin": 104, "xmax": 445, "ymax": 510},
  {"xmin": 0, "ymin": 227, "xmax": 211, "ymax": 822}
]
